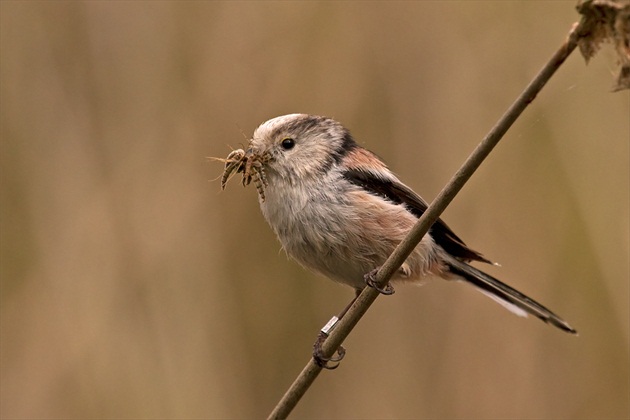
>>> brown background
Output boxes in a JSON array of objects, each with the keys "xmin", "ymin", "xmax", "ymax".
[{"xmin": 1, "ymin": 1, "xmax": 628, "ymax": 419}]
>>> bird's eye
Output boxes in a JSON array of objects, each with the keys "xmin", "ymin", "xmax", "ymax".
[{"xmin": 280, "ymin": 138, "xmax": 295, "ymax": 150}]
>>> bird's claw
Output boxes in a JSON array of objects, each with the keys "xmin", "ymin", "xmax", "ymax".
[
  {"xmin": 313, "ymin": 331, "xmax": 346, "ymax": 369},
  {"xmin": 364, "ymin": 268, "xmax": 395, "ymax": 295}
]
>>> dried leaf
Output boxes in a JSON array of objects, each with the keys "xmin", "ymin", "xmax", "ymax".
[{"xmin": 576, "ymin": 0, "xmax": 630, "ymax": 90}]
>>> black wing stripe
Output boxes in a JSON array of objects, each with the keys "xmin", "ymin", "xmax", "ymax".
[{"xmin": 342, "ymin": 169, "xmax": 492, "ymax": 264}]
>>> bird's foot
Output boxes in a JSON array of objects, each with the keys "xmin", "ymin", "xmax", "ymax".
[
  {"xmin": 364, "ymin": 268, "xmax": 395, "ymax": 295},
  {"xmin": 312, "ymin": 316, "xmax": 346, "ymax": 369}
]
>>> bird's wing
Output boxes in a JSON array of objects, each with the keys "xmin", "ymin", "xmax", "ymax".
[{"xmin": 341, "ymin": 168, "xmax": 494, "ymax": 264}]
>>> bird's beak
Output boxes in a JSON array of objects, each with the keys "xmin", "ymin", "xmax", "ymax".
[{"xmin": 242, "ymin": 147, "xmax": 257, "ymax": 166}]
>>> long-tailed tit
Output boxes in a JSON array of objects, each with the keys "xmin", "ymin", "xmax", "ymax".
[{"xmin": 218, "ymin": 114, "xmax": 576, "ymax": 364}]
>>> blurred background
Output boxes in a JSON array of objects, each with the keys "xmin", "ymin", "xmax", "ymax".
[{"xmin": 1, "ymin": 1, "xmax": 628, "ymax": 419}]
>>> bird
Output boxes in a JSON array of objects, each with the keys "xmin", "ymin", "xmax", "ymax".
[{"xmin": 218, "ymin": 113, "xmax": 576, "ymax": 365}]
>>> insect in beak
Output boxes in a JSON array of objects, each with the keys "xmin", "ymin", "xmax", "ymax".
[{"xmin": 218, "ymin": 147, "xmax": 269, "ymax": 202}]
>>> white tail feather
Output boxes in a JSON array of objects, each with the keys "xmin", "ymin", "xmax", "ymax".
[{"xmin": 477, "ymin": 289, "xmax": 529, "ymax": 318}]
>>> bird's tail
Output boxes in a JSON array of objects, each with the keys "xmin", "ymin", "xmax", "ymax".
[{"xmin": 444, "ymin": 256, "xmax": 577, "ymax": 334}]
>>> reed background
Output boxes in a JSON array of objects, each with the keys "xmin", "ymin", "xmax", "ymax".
[{"xmin": 1, "ymin": 1, "xmax": 628, "ymax": 419}]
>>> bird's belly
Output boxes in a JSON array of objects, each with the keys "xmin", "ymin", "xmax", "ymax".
[{"xmin": 260, "ymin": 182, "xmax": 439, "ymax": 289}]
